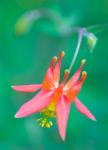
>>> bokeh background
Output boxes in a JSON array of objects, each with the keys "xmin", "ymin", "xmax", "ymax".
[{"xmin": 0, "ymin": 0, "xmax": 108, "ymax": 150}]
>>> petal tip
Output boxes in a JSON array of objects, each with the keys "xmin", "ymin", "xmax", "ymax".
[
  {"xmin": 59, "ymin": 131, "xmax": 66, "ymax": 141},
  {"xmin": 87, "ymin": 113, "xmax": 97, "ymax": 122},
  {"xmin": 11, "ymin": 86, "xmax": 17, "ymax": 91},
  {"xmin": 61, "ymin": 135, "xmax": 65, "ymax": 141},
  {"xmin": 15, "ymin": 111, "xmax": 22, "ymax": 118},
  {"xmin": 11, "ymin": 85, "xmax": 15, "ymax": 89},
  {"xmin": 14, "ymin": 113, "xmax": 19, "ymax": 118},
  {"xmin": 91, "ymin": 116, "xmax": 97, "ymax": 122},
  {"xmin": 88, "ymin": 113, "xmax": 96, "ymax": 121}
]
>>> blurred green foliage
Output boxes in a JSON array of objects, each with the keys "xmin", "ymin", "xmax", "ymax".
[{"xmin": 0, "ymin": 0, "xmax": 108, "ymax": 150}]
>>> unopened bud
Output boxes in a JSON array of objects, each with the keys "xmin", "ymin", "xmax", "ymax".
[{"xmin": 86, "ymin": 33, "xmax": 97, "ymax": 53}]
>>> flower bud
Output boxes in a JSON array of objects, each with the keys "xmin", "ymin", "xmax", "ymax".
[{"xmin": 86, "ymin": 33, "xmax": 97, "ymax": 53}]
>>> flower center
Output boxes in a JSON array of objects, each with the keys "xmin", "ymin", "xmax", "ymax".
[
  {"xmin": 37, "ymin": 68, "xmax": 70, "ymax": 128},
  {"xmin": 36, "ymin": 107, "xmax": 56, "ymax": 128},
  {"xmin": 36, "ymin": 102, "xmax": 60, "ymax": 129},
  {"xmin": 36, "ymin": 85, "xmax": 64, "ymax": 128}
]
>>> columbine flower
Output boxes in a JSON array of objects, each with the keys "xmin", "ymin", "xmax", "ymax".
[{"xmin": 12, "ymin": 51, "xmax": 96, "ymax": 141}]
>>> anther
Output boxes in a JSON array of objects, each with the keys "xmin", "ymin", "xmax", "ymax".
[
  {"xmin": 64, "ymin": 69, "xmax": 70, "ymax": 75},
  {"xmin": 81, "ymin": 59, "xmax": 86, "ymax": 66},
  {"xmin": 41, "ymin": 123, "xmax": 45, "ymax": 128},
  {"xmin": 49, "ymin": 121, "xmax": 53, "ymax": 126},
  {"xmin": 50, "ymin": 56, "xmax": 58, "ymax": 68},
  {"xmin": 60, "ymin": 51, "xmax": 65, "ymax": 57},
  {"xmin": 62, "ymin": 69, "xmax": 70, "ymax": 84},
  {"xmin": 46, "ymin": 123, "xmax": 50, "ymax": 128},
  {"xmin": 36, "ymin": 118, "xmax": 42, "ymax": 122},
  {"xmin": 58, "ymin": 51, "xmax": 65, "ymax": 61},
  {"xmin": 52, "ymin": 56, "xmax": 58, "ymax": 62}
]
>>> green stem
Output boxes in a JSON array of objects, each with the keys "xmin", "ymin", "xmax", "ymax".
[{"xmin": 69, "ymin": 28, "xmax": 85, "ymax": 72}]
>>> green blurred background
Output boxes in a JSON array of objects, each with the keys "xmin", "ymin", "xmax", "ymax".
[{"xmin": 0, "ymin": 0, "xmax": 108, "ymax": 150}]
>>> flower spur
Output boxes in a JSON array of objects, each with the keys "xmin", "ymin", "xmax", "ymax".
[{"xmin": 12, "ymin": 51, "xmax": 96, "ymax": 141}]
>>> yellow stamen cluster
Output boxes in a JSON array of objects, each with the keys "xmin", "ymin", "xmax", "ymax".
[
  {"xmin": 40, "ymin": 108, "xmax": 56, "ymax": 118},
  {"xmin": 36, "ymin": 118, "xmax": 53, "ymax": 128},
  {"xmin": 36, "ymin": 107, "xmax": 56, "ymax": 128}
]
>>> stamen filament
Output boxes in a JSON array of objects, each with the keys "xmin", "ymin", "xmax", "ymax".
[
  {"xmin": 58, "ymin": 51, "xmax": 65, "ymax": 60},
  {"xmin": 50, "ymin": 56, "xmax": 57, "ymax": 68},
  {"xmin": 62, "ymin": 69, "xmax": 70, "ymax": 84}
]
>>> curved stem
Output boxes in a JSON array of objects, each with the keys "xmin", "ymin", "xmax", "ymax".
[
  {"xmin": 22, "ymin": 9, "xmax": 64, "ymax": 30},
  {"xmin": 93, "ymin": 28, "xmax": 108, "ymax": 35},
  {"xmin": 86, "ymin": 23, "xmax": 108, "ymax": 30},
  {"xmin": 69, "ymin": 29, "xmax": 85, "ymax": 72}
]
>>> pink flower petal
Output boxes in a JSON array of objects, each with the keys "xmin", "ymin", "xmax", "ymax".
[
  {"xmin": 53, "ymin": 61, "xmax": 60, "ymax": 87},
  {"xmin": 65, "ymin": 71, "xmax": 87, "ymax": 102},
  {"xmin": 53, "ymin": 51, "xmax": 64, "ymax": 87},
  {"xmin": 12, "ymin": 84, "xmax": 42, "ymax": 92},
  {"xmin": 42, "ymin": 57, "xmax": 57, "ymax": 90},
  {"xmin": 74, "ymin": 98, "xmax": 96, "ymax": 121},
  {"xmin": 64, "ymin": 59, "xmax": 86, "ymax": 90},
  {"xmin": 42, "ymin": 67, "xmax": 54, "ymax": 90},
  {"xmin": 15, "ymin": 90, "xmax": 53, "ymax": 118},
  {"xmin": 56, "ymin": 95, "xmax": 71, "ymax": 140}
]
